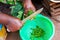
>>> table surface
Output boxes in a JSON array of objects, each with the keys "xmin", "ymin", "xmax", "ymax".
[
  {"xmin": 52, "ymin": 18, "xmax": 60, "ymax": 40},
  {"xmin": 6, "ymin": 18, "xmax": 60, "ymax": 40}
]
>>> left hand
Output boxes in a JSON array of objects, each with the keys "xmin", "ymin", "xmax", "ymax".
[{"xmin": 23, "ymin": 0, "xmax": 36, "ymax": 14}]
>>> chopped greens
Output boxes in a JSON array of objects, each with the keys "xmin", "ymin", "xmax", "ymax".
[
  {"xmin": 30, "ymin": 26, "xmax": 45, "ymax": 40},
  {"xmin": 27, "ymin": 10, "xmax": 34, "ymax": 16}
]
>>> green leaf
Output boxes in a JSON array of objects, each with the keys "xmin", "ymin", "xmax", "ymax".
[
  {"xmin": 27, "ymin": 10, "xmax": 34, "ymax": 16},
  {"xmin": 17, "ymin": 10, "xmax": 24, "ymax": 19},
  {"xmin": 31, "ymin": 26, "xmax": 45, "ymax": 38},
  {"xmin": 10, "ymin": 1, "xmax": 24, "ymax": 20},
  {"xmin": 10, "ymin": 2, "xmax": 23, "ymax": 17},
  {"xmin": 0, "ymin": 0, "xmax": 4, "ymax": 3}
]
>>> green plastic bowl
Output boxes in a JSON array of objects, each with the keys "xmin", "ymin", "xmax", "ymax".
[{"xmin": 19, "ymin": 14, "xmax": 55, "ymax": 40}]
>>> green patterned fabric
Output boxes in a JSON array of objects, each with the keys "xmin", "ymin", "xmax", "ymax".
[{"xmin": 0, "ymin": 0, "xmax": 20, "ymax": 5}]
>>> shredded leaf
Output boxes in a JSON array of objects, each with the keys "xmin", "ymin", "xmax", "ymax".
[
  {"xmin": 27, "ymin": 10, "xmax": 34, "ymax": 16},
  {"xmin": 30, "ymin": 26, "xmax": 45, "ymax": 40}
]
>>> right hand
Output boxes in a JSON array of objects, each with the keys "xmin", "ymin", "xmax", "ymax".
[{"xmin": 0, "ymin": 13, "xmax": 23, "ymax": 32}]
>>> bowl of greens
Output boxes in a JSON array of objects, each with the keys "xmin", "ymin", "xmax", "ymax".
[{"xmin": 19, "ymin": 14, "xmax": 55, "ymax": 40}]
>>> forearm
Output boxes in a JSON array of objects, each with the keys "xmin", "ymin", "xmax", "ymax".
[
  {"xmin": 0, "ymin": 12, "xmax": 15, "ymax": 24},
  {"xmin": 0, "ymin": 12, "xmax": 23, "ymax": 32},
  {"xmin": 0, "ymin": 13, "xmax": 9, "ymax": 24}
]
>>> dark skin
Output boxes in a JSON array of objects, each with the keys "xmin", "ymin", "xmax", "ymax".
[
  {"xmin": 0, "ymin": 12, "xmax": 23, "ymax": 32},
  {"xmin": 23, "ymin": 0, "xmax": 36, "ymax": 14}
]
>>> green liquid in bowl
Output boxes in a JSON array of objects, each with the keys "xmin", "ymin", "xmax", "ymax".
[{"xmin": 19, "ymin": 14, "xmax": 55, "ymax": 40}]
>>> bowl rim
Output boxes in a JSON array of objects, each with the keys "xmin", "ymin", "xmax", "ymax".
[{"xmin": 41, "ymin": 15, "xmax": 55, "ymax": 40}]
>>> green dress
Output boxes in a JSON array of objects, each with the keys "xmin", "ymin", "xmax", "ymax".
[{"xmin": 0, "ymin": 0, "xmax": 20, "ymax": 5}]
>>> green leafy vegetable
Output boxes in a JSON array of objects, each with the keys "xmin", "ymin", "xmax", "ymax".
[
  {"xmin": 10, "ymin": 2, "xmax": 22, "ymax": 16},
  {"xmin": 0, "ymin": 0, "xmax": 20, "ymax": 5},
  {"xmin": 30, "ymin": 26, "xmax": 45, "ymax": 40},
  {"xmin": 24, "ymin": 10, "xmax": 34, "ymax": 18},
  {"xmin": 10, "ymin": 1, "xmax": 24, "ymax": 19},
  {"xmin": 27, "ymin": 10, "xmax": 34, "ymax": 16},
  {"xmin": 6, "ymin": 0, "xmax": 15, "ymax": 5},
  {"xmin": 10, "ymin": 1, "xmax": 34, "ymax": 20},
  {"xmin": 17, "ymin": 9, "xmax": 24, "ymax": 19},
  {"xmin": 0, "ymin": 0, "xmax": 4, "ymax": 3}
]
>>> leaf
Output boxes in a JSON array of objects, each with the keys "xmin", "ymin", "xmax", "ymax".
[
  {"xmin": 17, "ymin": 10, "xmax": 24, "ymax": 19},
  {"xmin": 27, "ymin": 10, "xmax": 34, "ymax": 16},
  {"xmin": 0, "ymin": 0, "xmax": 4, "ymax": 3},
  {"xmin": 10, "ymin": 1, "xmax": 24, "ymax": 20},
  {"xmin": 10, "ymin": 2, "xmax": 23, "ymax": 17}
]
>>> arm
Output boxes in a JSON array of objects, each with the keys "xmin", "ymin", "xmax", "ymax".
[{"xmin": 0, "ymin": 12, "xmax": 23, "ymax": 32}]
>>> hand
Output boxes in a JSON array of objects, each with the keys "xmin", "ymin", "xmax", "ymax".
[
  {"xmin": 23, "ymin": 0, "xmax": 36, "ymax": 14},
  {"xmin": 0, "ymin": 13, "xmax": 23, "ymax": 32},
  {"xmin": 6, "ymin": 18, "xmax": 23, "ymax": 32}
]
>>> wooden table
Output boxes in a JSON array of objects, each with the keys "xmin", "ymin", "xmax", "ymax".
[{"xmin": 52, "ymin": 18, "xmax": 60, "ymax": 40}]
